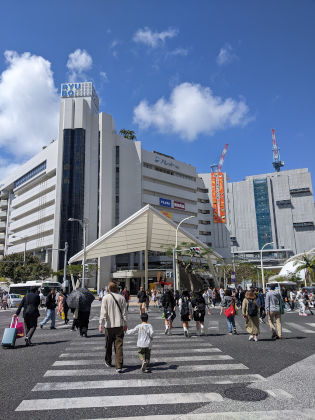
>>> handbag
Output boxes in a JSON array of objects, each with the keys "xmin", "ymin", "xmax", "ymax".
[
  {"xmin": 224, "ymin": 299, "xmax": 235, "ymax": 318},
  {"xmin": 62, "ymin": 311, "xmax": 65, "ymax": 320},
  {"xmin": 10, "ymin": 317, "xmax": 24, "ymax": 339}
]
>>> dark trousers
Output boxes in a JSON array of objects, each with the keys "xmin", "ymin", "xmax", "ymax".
[
  {"xmin": 24, "ymin": 317, "xmax": 37, "ymax": 340},
  {"xmin": 138, "ymin": 347, "xmax": 151, "ymax": 363},
  {"xmin": 78, "ymin": 311, "xmax": 90, "ymax": 335},
  {"xmin": 105, "ymin": 326, "xmax": 124, "ymax": 369}
]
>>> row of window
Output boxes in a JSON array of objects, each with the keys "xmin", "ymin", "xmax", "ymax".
[
  {"xmin": 198, "ymin": 209, "xmax": 210, "ymax": 214},
  {"xmin": 14, "ymin": 161, "xmax": 46, "ymax": 189},
  {"xmin": 198, "ymin": 198, "xmax": 210, "ymax": 203},
  {"xmin": 197, "ymin": 187, "xmax": 208, "ymax": 193},
  {"xmin": 199, "ymin": 220, "xmax": 211, "ymax": 225},
  {"xmin": 143, "ymin": 162, "xmax": 196, "ymax": 182},
  {"xmin": 199, "ymin": 231, "xmax": 211, "ymax": 236}
]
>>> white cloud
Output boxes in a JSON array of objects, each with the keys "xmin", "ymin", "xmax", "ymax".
[
  {"xmin": 133, "ymin": 27, "xmax": 178, "ymax": 48},
  {"xmin": 133, "ymin": 82, "xmax": 249, "ymax": 141},
  {"xmin": 216, "ymin": 44, "xmax": 236, "ymax": 66},
  {"xmin": 100, "ymin": 71, "xmax": 108, "ymax": 82},
  {"xmin": 0, "ymin": 51, "xmax": 59, "ymax": 170},
  {"xmin": 168, "ymin": 48, "xmax": 189, "ymax": 57},
  {"xmin": 66, "ymin": 49, "xmax": 92, "ymax": 81}
]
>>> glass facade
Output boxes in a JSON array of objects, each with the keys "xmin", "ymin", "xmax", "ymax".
[
  {"xmin": 253, "ymin": 179, "xmax": 273, "ymax": 249},
  {"xmin": 59, "ymin": 129, "xmax": 85, "ymax": 266},
  {"xmin": 14, "ymin": 161, "xmax": 46, "ymax": 188}
]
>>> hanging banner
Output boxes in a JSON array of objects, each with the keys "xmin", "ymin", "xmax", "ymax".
[{"xmin": 211, "ymin": 172, "xmax": 226, "ymax": 223}]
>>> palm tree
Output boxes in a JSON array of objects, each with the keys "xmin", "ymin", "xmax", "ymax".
[{"xmin": 294, "ymin": 254, "xmax": 315, "ymax": 287}]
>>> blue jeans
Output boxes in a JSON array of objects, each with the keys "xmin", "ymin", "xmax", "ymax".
[
  {"xmin": 40, "ymin": 309, "xmax": 56, "ymax": 328},
  {"xmin": 226, "ymin": 316, "xmax": 236, "ymax": 333}
]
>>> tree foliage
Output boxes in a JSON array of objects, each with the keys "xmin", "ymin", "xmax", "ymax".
[
  {"xmin": 294, "ymin": 254, "xmax": 315, "ymax": 285},
  {"xmin": 119, "ymin": 129, "xmax": 136, "ymax": 140},
  {"xmin": 0, "ymin": 252, "xmax": 52, "ymax": 283}
]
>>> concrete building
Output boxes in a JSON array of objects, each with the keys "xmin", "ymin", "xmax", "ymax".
[
  {"xmin": 0, "ymin": 82, "xmax": 229, "ymax": 290},
  {"xmin": 227, "ymin": 169, "xmax": 315, "ymax": 262}
]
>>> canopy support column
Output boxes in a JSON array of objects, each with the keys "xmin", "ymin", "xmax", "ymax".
[{"xmin": 145, "ymin": 248, "xmax": 149, "ymax": 290}]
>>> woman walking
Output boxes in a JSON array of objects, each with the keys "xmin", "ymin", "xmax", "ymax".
[
  {"xmin": 242, "ymin": 290, "xmax": 260, "ymax": 342},
  {"xmin": 220, "ymin": 289, "xmax": 238, "ymax": 335},
  {"xmin": 191, "ymin": 291, "xmax": 206, "ymax": 335},
  {"xmin": 15, "ymin": 287, "xmax": 40, "ymax": 346},
  {"xmin": 178, "ymin": 290, "xmax": 193, "ymax": 337},
  {"xmin": 160, "ymin": 289, "xmax": 176, "ymax": 335}
]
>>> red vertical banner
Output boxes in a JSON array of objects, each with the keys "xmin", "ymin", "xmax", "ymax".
[{"xmin": 211, "ymin": 172, "xmax": 226, "ymax": 223}]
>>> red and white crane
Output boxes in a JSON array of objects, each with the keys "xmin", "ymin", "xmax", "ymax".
[{"xmin": 211, "ymin": 144, "xmax": 229, "ymax": 172}]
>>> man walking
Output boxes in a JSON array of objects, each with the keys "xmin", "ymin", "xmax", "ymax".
[
  {"xmin": 99, "ymin": 282, "xmax": 128, "ymax": 373},
  {"xmin": 265, "ymin": 284, "xmax": 283, "ymax": 340},
  {"xmin": 15, "ymin": 287, "xmax": 40, "ymax": 346},
  {"xmin": 137, "ymin": 286, "xmax": 147, "ymax": 315},
  {"xmin": 40, "ymin": 288, "xmax": 57, "ymax": 329}
]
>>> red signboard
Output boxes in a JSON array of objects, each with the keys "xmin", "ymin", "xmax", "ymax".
[
  {"xmin": 174, "ymin": 200, "xmax": 185, "ymax": 210},
  {"xmin": 211, "ymin": 172, "xmax": 226, "ymax": 223}
]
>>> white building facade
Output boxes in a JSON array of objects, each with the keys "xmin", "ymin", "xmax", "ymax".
[{"xmin": 0, "ymin": 82, "xmax": 229, "ymax": 289}]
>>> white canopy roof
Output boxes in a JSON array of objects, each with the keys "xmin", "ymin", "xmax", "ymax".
[{"xmin": 69, "ymin": 204, "xmax": 222, "ymax": 263}]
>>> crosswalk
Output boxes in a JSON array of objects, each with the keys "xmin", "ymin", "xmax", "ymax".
[{"xmin": 13, "ymin": 310, "xmax": 315, "ymax": 417}]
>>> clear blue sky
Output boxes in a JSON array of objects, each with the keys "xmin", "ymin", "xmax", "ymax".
[{"xmin": 0, "ymin": 0, "xmax": 314, "ymax": 186}]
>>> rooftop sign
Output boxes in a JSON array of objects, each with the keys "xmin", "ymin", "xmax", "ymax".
[{"xmin": 61, "ymin": 82, "xmax": 99, "ymax": 108}]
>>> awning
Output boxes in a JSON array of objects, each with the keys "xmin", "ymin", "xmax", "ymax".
[{"xmin": 69, "ymin": 204, "xmax": 222, "ymax": 263}]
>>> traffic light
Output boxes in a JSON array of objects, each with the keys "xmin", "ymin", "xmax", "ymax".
[{"xmin": 190, "ymin": 247, "xmax": 200, "ymax": 255}]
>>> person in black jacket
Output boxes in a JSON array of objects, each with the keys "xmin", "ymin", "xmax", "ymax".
[
  {"xmin": 191, "ymin": 291, "xmax": 206, "ymax": 335},
  {"xmin": 137, "ymin": 286, "xmax": 147, "ymax": 315},
  {"xmin": 14, "ymin": 287, "xmax": 40, "ymax": 346},
  {"xmin": 40, "ymin": 288, "xmax": 57, "ymax": 329}
]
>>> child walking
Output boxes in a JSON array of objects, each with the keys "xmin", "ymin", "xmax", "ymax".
[{"xmin": 126, "ymin": 313, "xmax": 154, "ymax": 372}]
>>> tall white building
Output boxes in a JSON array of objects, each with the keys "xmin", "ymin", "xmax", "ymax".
[{"xmin": 0, "ymin": 82, "xmax": 229, "ymax": 289}]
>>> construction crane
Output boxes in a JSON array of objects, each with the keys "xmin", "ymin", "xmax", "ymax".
[
  {"xmin": 211, "ymin": 144, "xmax": 229, "ymax": 172},
  {"xmin": 272, "ymin": 129, "xmax": 284, "ymax": 172}
]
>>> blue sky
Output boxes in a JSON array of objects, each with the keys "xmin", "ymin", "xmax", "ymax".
[{"xmin": 0, "ymin": 0, "xmax": 314, "ymax": 185}]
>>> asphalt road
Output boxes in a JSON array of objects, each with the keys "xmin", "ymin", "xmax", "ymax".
[{"xmin": 0, "ymin": 302, "xmax": 314, "ymax": 419}]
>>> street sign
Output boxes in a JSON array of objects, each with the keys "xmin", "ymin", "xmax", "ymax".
[
  {"xmin": 165, "ymin": 271, "xmax": 173, "ymax": 278},
  {"xmin": 231, "ymin": 271, "xmax": 236, "ymax": 283}
]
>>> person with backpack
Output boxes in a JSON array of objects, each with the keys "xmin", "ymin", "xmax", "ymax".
[
  {"xmin": 242, "ymin": 290, "xmax": 260, "ymax": 342},
  {"xmin": 160, "ymin": 289, "xmax": 176, "ymax": 335},
  {"xmin": 220, "ymin": 289, "xmax": 238, "ymax": 335},
  {"xmin": 256, "ymin": 289, "xmax": 266, "ymax": 323},
  {"xmin": 191, "ymin": 291, "xmax": 206, "ymax": 335},
  {"xmin": 178, "ymin": 290, "xmax": 193, "ymax": 337},
  {"xmin": 265, "ymin": 284, "xmax": 284, "ymax": 339}
]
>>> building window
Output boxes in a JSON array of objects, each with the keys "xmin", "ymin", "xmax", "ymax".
[
  {"xmin": 253, "ymin": 178, "xmax": 273, "ymax": 249},
  {"xmin": 206, "ymin": 242, "xmax": 212, "ymax": 247},
  {"xmin": 143, "ymin": 162, "xmax": 195, "ymax": 182},
  {"xmin": 198, "ymin": 209, "xmax": 210, "ymax": 214},
  {"xmin": 197, "ymin": 187, "xmax": 208, "ymax": 193},
  {"xmin": 198, "ymin": 198, "xmax": 210, "ymax": 203},
  {"xmin": 290, "ymin": 187, "xmax": 310, "ymax": 195},
  {"xmin": 293, "ymin": 221, "xmax": 314, "ymax": 228},
  {"xmin": 14, "ymin": 161, "xmax": 46, "ymax": 189},
  {"xmin": 199, "ymin": 231, "xmax": 211, "ymax": 236},
  {"xmin": 199, "ymin": 220, "xmax": 211, "ymax": 225}
]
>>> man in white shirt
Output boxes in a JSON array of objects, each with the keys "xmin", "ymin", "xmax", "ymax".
[{"xmin": 99, "ymin": 282, "xmax": 128, "ymax": 373}]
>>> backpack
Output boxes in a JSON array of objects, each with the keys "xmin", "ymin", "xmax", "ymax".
[
  {"xmin": 180, "ymin": 297, "xmax": 190, "ymax": 317},
  {"xmin": 247, "ymin": 300, "xmax": 258, "ymax": 317}
]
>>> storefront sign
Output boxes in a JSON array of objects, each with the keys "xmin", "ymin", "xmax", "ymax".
[
  {"xmin": 159, "ymin": 197, "xmax": 172, "ymax": 208},
  {"xmin": 211, "ymin": 172, "xmax": 226, "ymax": 223},
  {"xmin": 174, "ymin": 200, "xmax": 185, "ymax": 210},
  {"xmin": 154, "ymin": 156, "xmax": 179, "ymax": 170}
]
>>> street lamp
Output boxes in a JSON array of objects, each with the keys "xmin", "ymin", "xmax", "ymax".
[
  {"xmin": 11, "ymin": 235, "xmax": 27, "ymax": 265},
  {"xmin": 68, "ymin": 218, "xmax": 88, "ymax": 288},
  {"xmin": 173, "ymin": 215, "xmax": 196, "ymax": 291},
  {"xmin": 261, "ymin": 241, "xmax": 274, "ymax": 294},
  {"xmin": 45, "ymin": 242, "xmax": 69, "ymax": 292}
]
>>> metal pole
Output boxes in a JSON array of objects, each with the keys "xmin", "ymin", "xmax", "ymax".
[
  {"xmin": 63, "ymin": 242, "xmax": 68, "ymax": 292},
  {"xmin": 172, "ymin": 248, "xmax": 176, "ymax": 291},
  {"xmin": 23, "ymin": 240, "xmax": 27, "ymax": 266},
  {"xmin": 175, "ymin": 215, "xmax": 195, "ymax": 292},
  {"xmin": 82, "ymin": 221, "xmax": 86, "ymax": 289},
  {"xmin": 261, "ymin": 241, "xmax": 274, "ymax": 294}
]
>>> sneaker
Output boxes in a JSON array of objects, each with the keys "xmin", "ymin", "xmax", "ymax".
[
  {"xmin": 141, "ymin": 361, "xmax": 147, "ymax": 372},
  {"xmin": 168, "ymin": 330, "xmax": 172, "ymax": 335},
  {"xmin": 248, "ymin": 335, "xmax": 254, "ymax": 341},
  {"xmin": 116, "ymin": 368, "xmax": 123, "ymax": 373},
  {"xmin": 40, "ymin": 324, "xmax": 43, "ymax": 329},
  {"xmin": 233, "ymin": 329, "xmax": 238, "ymax": 335},
  {"xmin": 228, "ymin": 332, "xmax": 233, "ymax": 335},
  {"xmin": 184, "ymin": 330, "xmax": 188, "ymax": 338},
  {"xmin": 254, "ymin": 336, "xmax": 258, "ymax": 342},
  {"xmin": 144, "ymin": 369, "xmax": 150, "ymax": 373},
  {"xmin": 201, "ymin": 328, "xmax": 205, "ymax": 336},
  {"xmin": 164, "ymin": 327, "xmax": 169, "ymax": 335},
  {"xmin": 25, "ymin": 337, "xmax": 30, "ymax": 347},
  {"xmin": 105, "ymin": 361, "xmax": 112, "ymax": 368},
  {"xmin": 50, "ymin": 327, "xmax": 56, "ymax": 330}
]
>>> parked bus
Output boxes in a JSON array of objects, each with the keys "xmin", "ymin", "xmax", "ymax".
[
  {"xmin": 9, "ymin": 280, "xmax": 61, "ymax": 296},
  {"xmin": 266, "ymin": 281, "xmax": 297, "ymax": 291}
]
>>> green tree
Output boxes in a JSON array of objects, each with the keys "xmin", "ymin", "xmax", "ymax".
[
  {"xmin": 0, "ymin": 252, "xmax": 52, "ymax": 283},
  {"xmin": 53, "ymin": 263, "xmax": 98, "ymax": 290},
  {"xmin": 294, "ymin": 254, "xmax": 315, "ymax": 286},
  {"xmin": 119, "ymin": 129, "xmax": 136, "ymax": 140}
]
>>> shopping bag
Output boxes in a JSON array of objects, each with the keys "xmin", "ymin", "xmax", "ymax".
[
  {"xmin": 62, "ymin": 311, "xmax": 65, "ymax": 320},
  {"xmin": 10, "ymin": 317, "xmax": 24, "ymax": 339}
]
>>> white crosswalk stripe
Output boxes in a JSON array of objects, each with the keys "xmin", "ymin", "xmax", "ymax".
[
  {"xmin": 285, "ymin": 322, "xmax": 315, "ymax": 334},
  {"xmin": 16, "ymin": 312, "xmax": 309, "ymax": 416}
]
